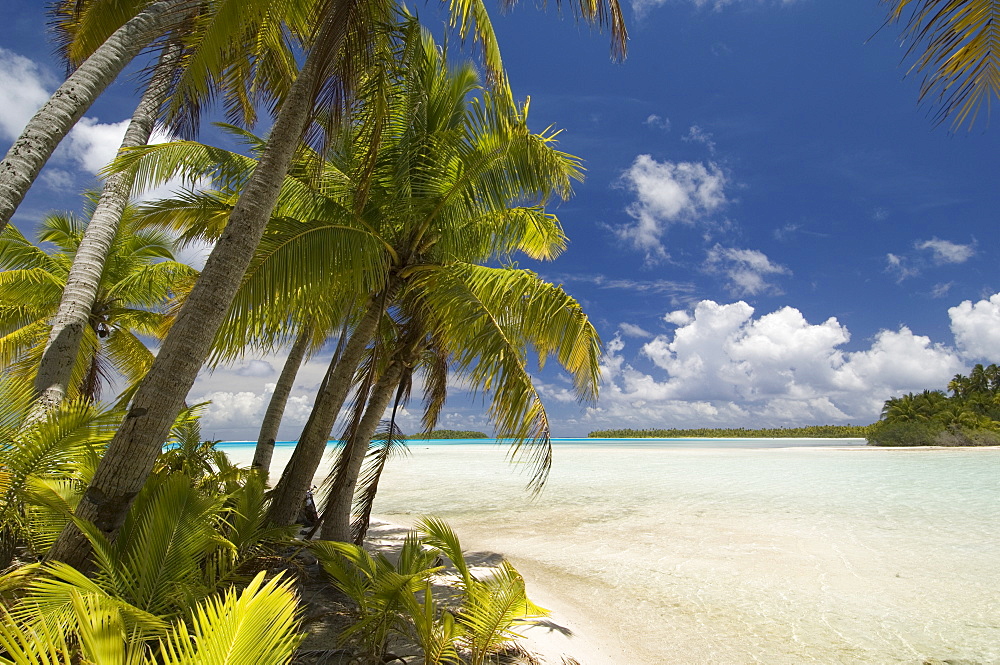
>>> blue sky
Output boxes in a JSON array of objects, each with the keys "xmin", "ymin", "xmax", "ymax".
[{"xmin": 2, "ymin": 1, "xmax": 999, "ymax": 439}]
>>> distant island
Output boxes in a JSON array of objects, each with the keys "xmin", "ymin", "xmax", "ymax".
[
  {"xmin": 869, "ymin": 363, "xmax": 1000, "ymax": 446},
  {"xmin": 406, "ymin": 430, "xmax": 489, "ymax": 440},
  {"xmin": 588, "ymin": 425, "xmax": 872, "ymax": 439}
]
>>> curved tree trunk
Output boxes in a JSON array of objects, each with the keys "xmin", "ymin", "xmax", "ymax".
[
  {"xmin": 0, "ymin": 0, "xmax": 196, "ymax": 233},
  {"xmin": 29, "ymin": 44, "xmax": 181, "ymax": 419},
  {"xmin": 252, "ymin": 324, "xmax": 313, "ymax": 476},
  {"xmin": 320, "ymin": 356, "xmax": 405, "ymax": 543},
  {"xmin": 265, "ymin": 290, "xmax": 394, "ymax": 528},
  {"xmin": 45, "ymin": 12, "xmax": 338, "ymax": 569}
]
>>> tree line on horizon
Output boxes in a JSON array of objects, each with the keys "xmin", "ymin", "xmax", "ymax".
[{"xmin": 588, "ymin": 424, "xmax": 874, "ymax": 439}]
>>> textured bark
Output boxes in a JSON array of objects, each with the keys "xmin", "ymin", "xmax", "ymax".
[
  {"xmin": 0, "ymin": 0, "xmax": 196, "ymax": 233},
  {"xmin": 252, "ymin": 325, "xmax": 313, "ymax": 476},
  {"xmin": 30, "ymin": 44, "xmax": 181, "ymax": 419},
  {"xmin": 265, "ymin": 293, "xmax": 391, "ymax": 528},
  {"xmin": 320, "ymin": 358, "xmax": 404, "ymax": 543},
  {"xmin": 45, "ymin": 17, "xmax": 332, "ymax": 569}
]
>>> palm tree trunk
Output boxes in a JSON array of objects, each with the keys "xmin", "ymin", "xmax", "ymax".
[
  {"xmin": 320, "ymin": 356, "xmax": 406, "ymax": 543},
  {"xmin": 265, "ymin": 288, "xmax": 395, "ymax": 528},
  {"xmin": 45, "ymin": 12, "xmax": 340, "ymax": 569},
  {"xmin": 252, "ymin": 325, "xmax": 313, "ymax": 476},
  {"xmin": 29, "ymin": 43, "xmax": 181, "ymax": 419},
  {"xmin": 0, "ymin": 0, "xmax": 196, "ymax": 233}
]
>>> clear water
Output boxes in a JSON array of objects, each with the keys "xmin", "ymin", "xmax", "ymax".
[{"xmin": 223, "ymin": 439, "xmax": 1000, "ymax": 664}]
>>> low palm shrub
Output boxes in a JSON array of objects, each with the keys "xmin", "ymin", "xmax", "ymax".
[{"xmin": 312, "ymin": 517, "xmax": 547, "ymax": 665}]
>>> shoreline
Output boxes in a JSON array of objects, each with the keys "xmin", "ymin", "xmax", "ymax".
[{"xmin": 366, "ymin": 517, "xmax": 633, "ymax": 665}]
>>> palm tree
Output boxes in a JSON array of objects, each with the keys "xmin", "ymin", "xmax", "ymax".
[
  {"xmin": 0, "ymin": 0, "xmax": 203, "ymax": 233},
  {"xmin": 882, "ymin": 0, "xmax": 1000, "ymax": 129},
  {"xmin": 32, "ymin": 0, "xmax": 314, "ymax": 418},
  {"xmin": 318, "ymin": 260, "xmax": 602, "ymax": 543},
  {"xmin": 50, "ymin": 0, "xmax": 626, "ymax": 569},
  {"xmin": 264, "ymin": 22, "xmax": 596, "ymax": 529},
  {"xmin": 29, "ymin": 45, "xmax": 182, "ymax": 418},
  {"xmin": 0, "ymin": 205, "xmax": 196, "ymax": 404}
]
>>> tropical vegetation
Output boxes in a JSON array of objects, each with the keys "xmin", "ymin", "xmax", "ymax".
[
  {"xmin": 406, "ymin": 430, "xmax": 489, "ymax": 440},
  {"xmin": 882, "ymin": 0, "xmax": 1000, "ymax": 130},
  {"xmin": 0, "ymin": 0, "xmax": 624, "ymax": 656},
  {"xmin": 868, "ymin": 363, "xmax": 1000, "ymax": 446},
  {"xmin": 588, "ymin": 424, "xmax": 874, "ymax": 439},
  {"xmin": 0, "ymin": 202, "xmax": 195, "ymax": 405},
  {"xmin": 1, "ymin": 384, "xmax": 542, "ymax": 663}
]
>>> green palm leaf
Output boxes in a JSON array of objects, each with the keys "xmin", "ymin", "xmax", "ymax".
[{"xmin": 154, "ymin": 572, "xmax": 302, "ymax": 665}]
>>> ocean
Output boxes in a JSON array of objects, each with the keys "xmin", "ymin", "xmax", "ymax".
[{"xmin": 221, "ymin": 438, "xmax": 1000, "ymax": 664}]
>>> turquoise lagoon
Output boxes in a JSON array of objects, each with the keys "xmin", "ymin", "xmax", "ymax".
[{"xmin": 222, "ymin": 438, "xmax": 1000, "ymax": 664}]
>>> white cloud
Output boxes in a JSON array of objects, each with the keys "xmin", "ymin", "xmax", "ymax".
[
  {"xmin": 930, "ymin": 282, "xmax": 953, "ymax": 299},
  {"xmin": 704, "ymin": 245, "xmax": 789, "ymax": 296},
  {"xmin": 885, "ymin": 252, "xmax": 918, "ymax": 282},
  {"xmin": 235, "ymin": 360, "xmax": 275, "ymax": 377},
  {"xmin": 683, "ymin": 125, "xmax": 716, "ymax": 153},
  {"xmin": 62, "ymin": 116, "xmax": 174, "ymax": 176},
  {"xmin": 616, "ymin": 155, "xmax": 728, "ymax": 260},
  {"xmin": 949, "ymin": 294, "xmax": 1000, "ymax": 362},
  {"xmin": 619, "ymin": 322, "xmax": 653, "ymax": 338},
  {"xmin": 0, "ymin": 49, "xmax": 53, "ymax": 141},
  {"xmin": 644, "ymin": 114, "xmax": 671, "ymax": 130},
  {"xmin": 589, "ymin": 299, "xmax": 966, "ymax": 429},
  {"xmin": 632, "ymin": 0, "xmax": 800, "ymax": 19},
  {"xmin": 915, "ymin": 237, "xmax": 975, "ymax": 265}
]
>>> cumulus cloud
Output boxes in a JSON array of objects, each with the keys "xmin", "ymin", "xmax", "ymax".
[
  {"xmin": 0, "ymin": 49, "xmax": 53, "ymax": 141},
  {"xmin": 704, "ymin": 245, "xmax": 789, "ymax": 296},
  {"xmin": 61, "ymin": 116, "xmax": 174, "ymax": 176},
  {"xmin": 616, "ymin": 155, "xmax": 728, "ymax": 260},
  {"xmin": 589, "ymin": 299, "xmax": 966, "ymax": 429},
  {"xmin": 949, "ymin": 294, "xmax": 1000, "ymax": 362},
  {"xmin": 915, "ymin": 237, "xmax": 975, "ymax": 265}
]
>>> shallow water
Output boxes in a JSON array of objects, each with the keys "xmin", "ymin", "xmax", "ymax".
[{"xmin": 225, "ymin": 439, "xmax": 1000, "ymax": 664}]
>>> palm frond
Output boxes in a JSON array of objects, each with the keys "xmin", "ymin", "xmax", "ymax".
[
  {"xmin": 155, "ymin": 572, "xmax": 303, "ymax": 665},
  {"xmin": 350, "ymin": 419, "xmax": 409, "ymax": 545},
  {"xmin": 884, "ymin": 0, "xmax": 1000, "ymax": 128}
]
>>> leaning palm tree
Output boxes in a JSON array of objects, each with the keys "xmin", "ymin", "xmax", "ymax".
[
  {"xmin": 265, "ymin": 21, "xmax": 595, "ymax": 528},
  {"xmin": 0, "ymin": 204, "xmax": 196, "ymax": 405},
  {"xmin": 882, "ymin": 0, "xmax": 1000, "ymax": 129},
  {"xmin": 50, "ymin": 0, "xmax": 626, "ymax": 569},
  {"xmin": 0, "ymin": 0, "xmax": 201, "ymax": 233},
  {"xmin": 318, "ymin": 259, "xmax": 602, "ymax": 544},
  {"xmin": 31, "ymin": 0, "xmax": 312, "ymax": 418}
]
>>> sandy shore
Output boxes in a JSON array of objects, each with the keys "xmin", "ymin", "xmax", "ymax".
[
  {"xmin": 365, "ymin": 518, "xmax": 626, "ymax": 665},
  {"xmin": 229, "ymin": 446, "xmax": 618, "ymax": 664}
]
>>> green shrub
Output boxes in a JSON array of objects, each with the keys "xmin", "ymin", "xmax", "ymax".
[{"xmin": 866, "ymin": 421, "xmax": 945, "ymax": 446}]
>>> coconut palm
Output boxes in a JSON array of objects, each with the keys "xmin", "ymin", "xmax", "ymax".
[
  {"xmin": 0, "ymin": 569, "xmax": 303, "ymax": 664},
  {"xmin": 0, "ymin": 374, "xmax": 119, "ymax": 568},
  {"xmin": 0, "ymin": 205, "xmax": 196, "ymax": 404},
  {"xmin": 0, "ymin": 0, "xmax": 201, "ymax": 233},
  {"xmin": 51, "ymin": 0, "xmax": 626, "ymax": 569},
  {"xmin": 319, "ymin": 260, "xmax": 602, "ymax": 543},
  {"xmin": 93, "ymin": 18, "xmax": 596, "ymax": 532},
  {"xmin": 264, "ymin": 22, "xmax": 596, "ymax": 529},
  {"xmin": 882, "ymin": 0, "xmax": 1000, "ymax": 129},
  {"xmin": 31, "ymin": 0, "xmax": 315, "ymax": 417}
]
